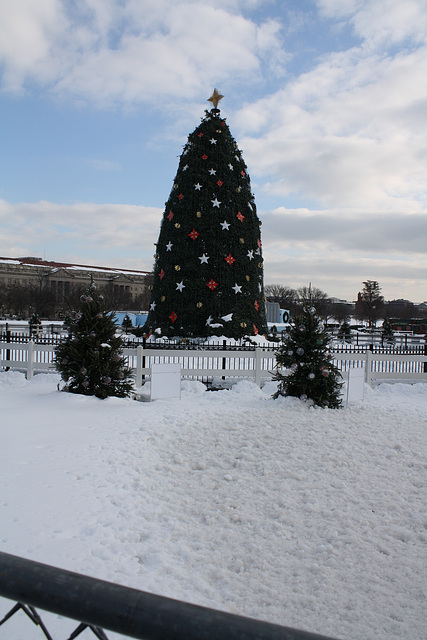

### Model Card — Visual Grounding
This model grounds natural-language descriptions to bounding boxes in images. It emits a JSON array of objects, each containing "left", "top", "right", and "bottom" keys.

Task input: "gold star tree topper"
[{"left": 208, "top": 88, "right": 224, "bottom": 109}]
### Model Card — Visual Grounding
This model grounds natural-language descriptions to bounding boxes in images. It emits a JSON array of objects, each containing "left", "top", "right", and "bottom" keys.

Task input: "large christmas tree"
[{"left": 145, "top": 89, "right": 267, "bottom": 339}]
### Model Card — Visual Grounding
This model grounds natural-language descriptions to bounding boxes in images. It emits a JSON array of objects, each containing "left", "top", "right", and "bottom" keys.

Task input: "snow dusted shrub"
[
  {"left": 55, "top": 282, "right": 133, "bottom": 399},
  {"left": 273, "top": 300, "right": 343, "bottom": 408}
]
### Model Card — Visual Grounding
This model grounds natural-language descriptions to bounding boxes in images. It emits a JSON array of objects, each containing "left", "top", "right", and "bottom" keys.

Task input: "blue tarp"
[{"left": 113, "top": 312, "right": 148, "bottom": 327}]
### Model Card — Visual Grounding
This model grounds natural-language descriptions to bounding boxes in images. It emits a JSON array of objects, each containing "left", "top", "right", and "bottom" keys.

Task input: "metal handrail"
[{"left": 0, "top": 551, "right": 342, "bottom": 640}]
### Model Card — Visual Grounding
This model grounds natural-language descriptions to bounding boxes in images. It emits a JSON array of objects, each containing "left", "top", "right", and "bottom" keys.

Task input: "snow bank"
[{"left": 0, "top": 372, "right": 426, "bottom": 640}]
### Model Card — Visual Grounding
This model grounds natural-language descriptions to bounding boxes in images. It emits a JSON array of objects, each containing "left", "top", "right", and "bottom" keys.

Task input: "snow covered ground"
[{"left": 0, "top": 371, "right": 426, "bottom": 640}]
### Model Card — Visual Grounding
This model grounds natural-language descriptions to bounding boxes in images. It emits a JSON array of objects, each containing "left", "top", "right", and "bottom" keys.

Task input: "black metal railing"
[{"left": 0, "top": 551, "right": 342, "bottom": 640}]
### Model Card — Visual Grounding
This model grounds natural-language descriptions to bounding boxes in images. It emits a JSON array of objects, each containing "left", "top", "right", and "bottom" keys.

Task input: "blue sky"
[{"left": 0, "top": 0, "right": 426, "bottom": 302}]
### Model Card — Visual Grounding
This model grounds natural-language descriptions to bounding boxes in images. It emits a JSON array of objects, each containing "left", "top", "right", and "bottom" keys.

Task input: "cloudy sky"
[{"left": 0, "top": 0, "right": 426, "bottom": 302}]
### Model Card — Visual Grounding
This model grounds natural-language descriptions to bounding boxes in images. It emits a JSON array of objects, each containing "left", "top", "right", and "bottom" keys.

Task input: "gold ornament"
[
  {"left": 175, "top": 222, "right": 181, "bottom": 228},
  {"left": 196, "top": 211, "right": 202, "bottom": 218},
  {"left": 196, "top": 302, "right": 203, "bottom": 308},
  {"left": 239, "top": 237, "right": 244, "bottom": 244},
  {"left": 258, "top": 262, "right": 263, "bottom": 268},
  {"left": 175, "top": 265, "right": 181, "bottom": 271},
  {"left": 246, "top": 275, "right": 250, "bottom": 281},
  {"left": 161, "top": 296, "right": 165, "bottom": 302},
  {"left": 240, "top": 322, "right": 247, "bottom": 328},
  {"left": 208, "top": 88, "right": 224, "bottom": 109},
  {"left": 173, "top": 183, "right": 178, "bottom": 189}
]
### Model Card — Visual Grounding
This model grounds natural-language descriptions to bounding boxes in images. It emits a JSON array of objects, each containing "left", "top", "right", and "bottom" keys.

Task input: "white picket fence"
[{"left": 1, "top": 341, "right": 426, "bottom": 387}]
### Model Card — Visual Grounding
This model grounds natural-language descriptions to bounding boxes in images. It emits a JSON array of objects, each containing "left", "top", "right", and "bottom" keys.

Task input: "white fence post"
[
  {"left": 136, "top": 345, "right": 144, "bottom": 387},
  {"left": 27, "top": 341, "right": 35, "bottom": 380},
  {"left": 365, "top": 350, "right": 372, "bottom": 386},
  {"left": 255, "top": 347, "right": 262, "bottom": 387}
]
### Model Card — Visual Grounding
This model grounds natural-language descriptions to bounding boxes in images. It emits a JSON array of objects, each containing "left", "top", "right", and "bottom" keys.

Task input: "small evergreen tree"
[
  {"left": 29, "top": 312, "right": 42, "bottom": 336},
  {"left": 381, "top": 318, "right": 395, "bottom": 344},
  {"left": 55, "top": 282, "right": 133, "bottom": 399},
  {"left": 122, "top": 314, "right": 133, "bottom": 334},
  {"left": 273, "top": 300, "right": 343, "bottom": 408},
  {"left": 337, "top": 320, "right": 352, "bottom": 343}
]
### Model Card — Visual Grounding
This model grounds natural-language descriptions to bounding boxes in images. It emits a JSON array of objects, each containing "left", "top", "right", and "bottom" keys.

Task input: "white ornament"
[
  {"left": 176, "top": 281, "right": 185, "bottom": 292},
  {"left": 166, "top": 241, "right": 173, "bottom": 251},
  {"left": 206, "top": 316, "right": 213, "bottom": 326},
  {"left": 194, "top": 183, "right": 202, "bottom": 190},
  {"left": 199, "top": 254, "right": 209, "bottom": 264},
  {"left": 220, "top": 220, "right": 230, "bottom": 230},
  {"left": 211, "top": 198, "right": 221, "bottom": 208},
  {"left": 150, "top": 302, "right": 156, "bottom": 310},
  {"left": 221, "top": 313, "right": 233, "bottom": 322},
  {"left": 209, "top": 138, "right": 217, "bottom": 145},
  {"left": 228, "top": 163, "right": 234, "bottom": 170},
  {"left": 182, "top": 164, "right": 189, "bottom": 171},
  {"left": 247, "top": 250, "right": 254, "bottom": 260},
  {"left": 209, "top": 168, "right": 216, "bottom": 175},
  {"left": 232, "top": 284, "right": 242, "bottom": 294}
]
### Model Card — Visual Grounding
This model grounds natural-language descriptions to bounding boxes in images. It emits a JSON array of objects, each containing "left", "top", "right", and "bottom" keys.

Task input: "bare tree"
[
  {"left": 331, "top": 301, "right": 353, "bottom": 323},
  {"left": 297, "top": 285, "right": 332, "bottom": 321}
]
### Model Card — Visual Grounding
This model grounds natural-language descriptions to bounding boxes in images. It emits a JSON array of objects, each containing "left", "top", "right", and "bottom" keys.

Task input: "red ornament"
[
  {"left": 217, "top": 179, "right": 223, "bottom": 187},
  {"left": 169, "top": 311, "right": 178, "bottom": 323},
  {"left": 257, "top": 238, "right": 262, "bottom": 248},
  {"left": 225, "top": 254, "right": 235, "bottom": 265},
  {"left": 178, "top": 193, "right": 184, "bottom": 200},
  {"left": 198, "top": 132, "right": 203, "bottom": 137},
  {"left": 253, "top": 324, "right": 259, "bottom": 335},
  {"left": 241, "top": 170, "right": 246, "bottom": 177},
  {"left": 254, "top": 299, "right": 259, "bottom": 311},
  {"left": 201, "top": 154, "right": 208, "bottom": 160},
  {"left": 188, "top": 229, "right": 200, "bottom": 241},
  {"left": 167, "top": 210, "right": 174, "bottom": 221},
  {"left": 159, "top": 269, "right": 165, "bottom": 280},
  {"left": 206, "top": 279, "right": 219, "bottom": 291},
  {"left": 237, "top": 212, "right": 245, "bottom": 222}
]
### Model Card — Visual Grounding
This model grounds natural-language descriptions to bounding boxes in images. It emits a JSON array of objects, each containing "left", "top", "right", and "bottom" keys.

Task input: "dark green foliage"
[
  {"left": 381, "top": 318, "right": 395, "bottom": 343},
  {"left": 145, "top": 108, "right": 267, "bottom": 339},
  {"left": 337, "top": 320, "right": 352, "bottom": 343},
  {"left": 55, "top": 283, "right": 133, "bottom": 399},
  {"left": 273, "top": 302, "right": 343, "bottom": 408},
  {"left": 29, "top": 312, "right": 42, "bottom": 335},
  {"left": 122, "top": 314, "right": 133, "bottom": 334}
]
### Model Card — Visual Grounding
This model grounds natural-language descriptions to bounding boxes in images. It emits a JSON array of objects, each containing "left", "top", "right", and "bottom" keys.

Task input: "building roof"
[{"left": 0, "top": 257, "right": 151, "bottom": 277}]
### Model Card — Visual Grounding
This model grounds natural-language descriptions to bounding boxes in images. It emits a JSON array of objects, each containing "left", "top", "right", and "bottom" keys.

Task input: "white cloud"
[
  {"left": 260, "top": 207, "right": 427, "bottom": 300},
  {"left": 0, "top": 199, "right": 161, "bottom": 271},
  {"left": 0, "top": 0, "right": 284, "bottom": 105},
  {"left": 236, "top": 44, "right": 427, "bottom": 210},
  {"left": 0, "top": 0, "right": 66, "bottom": 91},
  {"left": 1, "top": 199, "right": 425, "bottom": 302},
  {"left": 317, "top": 0, "right": 427, "bottom": 47}
]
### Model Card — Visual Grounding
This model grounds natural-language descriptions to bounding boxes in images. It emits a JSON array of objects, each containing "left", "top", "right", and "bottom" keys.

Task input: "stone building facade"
[{"left": 0, "top": 256, "right": 152, "bottom": 316}]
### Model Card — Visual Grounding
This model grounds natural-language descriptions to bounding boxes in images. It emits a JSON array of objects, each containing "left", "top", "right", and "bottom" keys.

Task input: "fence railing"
[
  {"left": 0, "top": 551, "right": 340, "bottom": 640},
  {"left": 1, "top": 339, "right": 426, "bottom": 386}
]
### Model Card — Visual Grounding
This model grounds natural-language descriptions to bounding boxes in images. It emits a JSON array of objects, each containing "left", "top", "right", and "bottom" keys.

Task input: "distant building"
[
  {"left": 385, "top": 299, "right": 415, "bottom": 318},
  {"left": 0, "top": 256, "right": 152, "bottom": 315}
]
